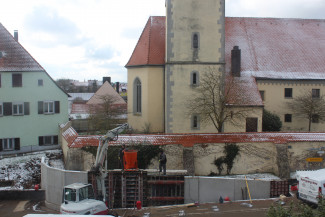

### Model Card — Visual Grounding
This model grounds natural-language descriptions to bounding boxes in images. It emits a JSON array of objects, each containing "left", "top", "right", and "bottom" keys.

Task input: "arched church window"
[{"left": 191, "top": 71, "right": 199, "bottom": 86}]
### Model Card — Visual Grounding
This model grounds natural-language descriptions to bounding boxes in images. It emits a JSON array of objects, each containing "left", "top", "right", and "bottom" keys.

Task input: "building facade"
[
  {"left": 0, "top": 23, "right": 69, "bottom": 155},
  {"left": 126, "top": 1, "right": 325, "bottom": 133}
]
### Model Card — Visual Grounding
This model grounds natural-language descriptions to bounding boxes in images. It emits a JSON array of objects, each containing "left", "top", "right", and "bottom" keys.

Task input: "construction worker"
[
  {"left": 119, "top": 144, "right": 125, "bottom": 170},
  {"left": 159, "top": 150, "right": 167, "bottom": 175}
]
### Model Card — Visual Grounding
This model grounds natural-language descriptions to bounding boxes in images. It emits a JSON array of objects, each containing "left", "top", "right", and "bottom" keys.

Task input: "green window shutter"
[
  {"left": 38, "top": 101, "right": 43, "bottom": 114},
  {"left": 0, "top": 139, "right": 2, "bottom": 151},
  {"left": 39, "top": 136, "right": 44, "bottom": 146},
  {"left": 24, "top": 102, "right": 30, "bottom": 115},
  {"left": 54, "top": 136, "right": 58, "bottom": 145},
  {"left": 14, "top": 138, "right": 20, "bottom": 150},
  {"left": 55, "top": 101, "right": 60, "bottom": 114},
  {"left": 3, "top": 102, "right": 12, "bottom": 116}
]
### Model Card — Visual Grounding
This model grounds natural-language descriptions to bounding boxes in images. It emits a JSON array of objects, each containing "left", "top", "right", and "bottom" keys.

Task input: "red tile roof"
[
  {"left": 0, "top": 23, "right": 45, "bottom": 72},
  {"left": 126, "top": 17, "right": 325, "bottom": 106},
  {"left": 125, "top": 16, "right": 165, "bottom": 67},
  {"left": 225, "top": 17, "right": 325, "bottom": 75},
  {"left": 66, "top": 130, "right": 325, "bottom": 148}
]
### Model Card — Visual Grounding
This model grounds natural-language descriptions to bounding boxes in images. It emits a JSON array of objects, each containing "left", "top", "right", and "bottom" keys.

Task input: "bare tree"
[
  {"left": 287, "top": 90, "right": 325, "bottom": 131},
  {"left": 87, "top": 94, "right": 126, "bottom": 133},
  {"left": 186, "top": 68, "right": 248, "bottom": 132}
]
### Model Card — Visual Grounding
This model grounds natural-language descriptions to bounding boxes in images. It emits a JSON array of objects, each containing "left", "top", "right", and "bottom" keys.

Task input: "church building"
[{"left": 126, "top": 0, "right": 325, "bottom": 133}]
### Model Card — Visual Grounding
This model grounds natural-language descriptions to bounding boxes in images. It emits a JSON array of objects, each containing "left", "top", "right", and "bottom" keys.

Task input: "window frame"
[
  {"left": 192, "top": 32, "right": 200, "bottom": 49},
  {"left": 312, "top": 89, "right": 320, "bottom": 98},
  {"left": 284, "top": 88, "right": 293, "bottom": 98},
  {"left": 12, "top": 73, "right": 22, "bottom": 87},
  {"left": 2, "top": 138, "right": 15, "bottom": 151},
  {"left": 284, "top": 114, "right": 292, "bottom": 123},
  {"left": 191, "top": 71, "right": 199, "bottom": 86},
  {"left": 133, "top": 78, "right": 142, "bottom": 114},
  {"left": 191, "top": 114, "right": 200, "bottom": 130},
  {"left": 39, "top": 135, "right": 59, "bottom": 146},
  {"left": 12, "top": 102, "right": 24, "bottom": 116},
  {"left": 38, "top": 79, "right": 43, "bottom": 86},
  {"left": 44, "top": 101, "right": 55, "bottom": 114}
]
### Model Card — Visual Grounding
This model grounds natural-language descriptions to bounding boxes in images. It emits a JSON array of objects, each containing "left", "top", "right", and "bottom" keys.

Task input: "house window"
[
  {"left": 312, "top": 89, "right": 320, "bottom": 98},
  {"left": 259, "top": 91, "right": 265, "bottom": 101},
  {"left": 284, "top": 88, "right": 292, "bottom": 98},
  {"left": 192, "top": 33, "right": 199, "bottom": 49},
  {"left": 312, "top": 114, "right": 319, "bottom": 123},
  {"left": 284, "top": 114, "right": 292, "bottom": 123},
  {"left": 44, "top": 101, "right": 54, "bottom": 114},
  {"left": 0, "top": 102, "right": 2, "bottom": 116},
  {"left": 12, "top": 102, "right": 24, "bottom": 115},
  {"left": 191, "top": 71, "right": 199, "bottom": 86},
  {"left": 38, "top": 101, "right": 60, "bottom": 114},
  {"left": 1, "top": 138, "right": 20, "bottom": 151},
  {"left": 38, "top": 79, "right": 43, "bottom": 86},
  {"left": 192, "top": 115, "right": 200, "bottom": 130},
  {"left": 12, "top": 74, "right": 22, "bottom": 87},
  {"left": 133, "top": 78, "right": 142, "bottom": 113},
  {"left": 246, "top": 117, "right": 258, "bottom": 132},
  {"left": 39, "top": 135, "right": 58, "bottom": 146}
]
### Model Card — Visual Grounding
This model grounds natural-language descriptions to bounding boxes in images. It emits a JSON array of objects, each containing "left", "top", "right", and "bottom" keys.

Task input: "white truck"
[
  {"left": 60, "top": 123, "right": 129, "bottom": 215},
  {"left": 296, "top": 169, "right": 325, "bottom": 204}
]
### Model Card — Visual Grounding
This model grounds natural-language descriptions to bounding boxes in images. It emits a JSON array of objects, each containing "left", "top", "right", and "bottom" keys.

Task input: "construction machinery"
[{"left": 60, "top": 123, "right": 129, "bottom": 215}]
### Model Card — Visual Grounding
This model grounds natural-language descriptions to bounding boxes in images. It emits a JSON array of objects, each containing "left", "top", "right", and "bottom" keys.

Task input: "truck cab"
[{"left": 60, "top": 183, "right": 108, "bottom": 215}]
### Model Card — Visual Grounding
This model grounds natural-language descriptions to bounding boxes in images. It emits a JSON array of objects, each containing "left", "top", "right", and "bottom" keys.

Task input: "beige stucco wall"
[
  {"left": 127, "top": 66, "right": 164, "bottom": 133},
  {"left": 257, "top": 80, "right": 325, "bottom": 131},
  {"left": 166, "top": 0, "right": 224, "bottom": 62},
  {"left": 224, "top": 107, "right": 263, "bottom": 132}
]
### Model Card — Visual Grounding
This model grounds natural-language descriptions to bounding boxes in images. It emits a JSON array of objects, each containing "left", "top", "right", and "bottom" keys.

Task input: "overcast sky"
[{"left": 1, "top": 0, "right": 325, "bottom": 83}]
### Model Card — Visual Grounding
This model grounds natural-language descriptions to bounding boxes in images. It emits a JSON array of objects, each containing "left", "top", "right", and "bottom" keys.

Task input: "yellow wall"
[
  {"left": 257, "top": 80, "right": 325, "bottom": 131},
  {"left": 127, "top": 66, "right": 164, "bottom": 133}
]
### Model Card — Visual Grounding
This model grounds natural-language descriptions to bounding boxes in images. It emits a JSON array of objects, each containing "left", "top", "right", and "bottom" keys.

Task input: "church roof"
[
  {"left": 125, "top": 16, "right": 165, "bottom": 67},
  {"left": 226, "top": 17, "right": 325, "bottom": 78},
  {"left": 0, "top": 23, "right": 45, "bottom": 72},
  {"left": 126, "top": 16, "right": 325, "bottom": 106}
]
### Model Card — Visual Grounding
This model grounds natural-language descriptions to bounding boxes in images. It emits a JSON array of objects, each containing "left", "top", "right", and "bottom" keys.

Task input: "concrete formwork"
[
  {"left": 41, "top": 158, "right": 87, "bottom": 211},
  {"left": 184, "top": 177, "right": 270, "bottom": 204}
]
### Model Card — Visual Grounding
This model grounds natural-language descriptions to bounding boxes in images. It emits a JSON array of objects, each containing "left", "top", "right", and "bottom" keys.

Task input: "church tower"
[{"left": 165, "top": 0, "right": 225, "bottom": 133}]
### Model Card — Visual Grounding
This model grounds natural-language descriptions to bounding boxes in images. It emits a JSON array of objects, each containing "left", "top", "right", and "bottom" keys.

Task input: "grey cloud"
[{"left": 24, "top": 5, "right": 90, "bottom": 47}]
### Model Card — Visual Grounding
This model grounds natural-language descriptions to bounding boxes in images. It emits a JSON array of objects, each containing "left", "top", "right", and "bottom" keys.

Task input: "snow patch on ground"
[
  {"left": 217, "top": 173, "right": 281, "bottom": 180},
  {"left": 0, "top": 149, "right": 64, "bottom": 190}
]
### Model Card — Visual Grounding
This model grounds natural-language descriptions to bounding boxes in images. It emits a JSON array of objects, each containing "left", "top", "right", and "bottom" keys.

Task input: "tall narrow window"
[
  {"left": 192, "top": 115, "right": 200, "bottom": 130},
  {"left": 193, "top": 33, "right": 199, "bottom": 49},
  {"left": 191, "top": 71, "right": 199, "bottom": 86},
  {"left": 134, "top": 78, "right": 142, "bottom": 113},
  {"left": 0, "top": 102, "right": 3, "bottom": 116},
  {"left": 12, "top": 74, "right": 22, "bottom": 87}
]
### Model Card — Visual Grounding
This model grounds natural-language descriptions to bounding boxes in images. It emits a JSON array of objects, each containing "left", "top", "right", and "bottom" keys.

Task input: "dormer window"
[{"left": 192, "top": 33, "right": 199, "bottom": 49}]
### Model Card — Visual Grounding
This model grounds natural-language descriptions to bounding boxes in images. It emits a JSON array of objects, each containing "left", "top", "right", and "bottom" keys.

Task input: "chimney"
[
  {"left": 116, "top": 82, "right": 120, "bottom": 93},
  {"left": 231, "top": 46, "right": 241, "bottom": 77},
  {"left": 103, "top": 77, "right": 111, "bottom": 84},
  {"left": 14, "top": 30, "right": 18, "bottom": 42}
]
